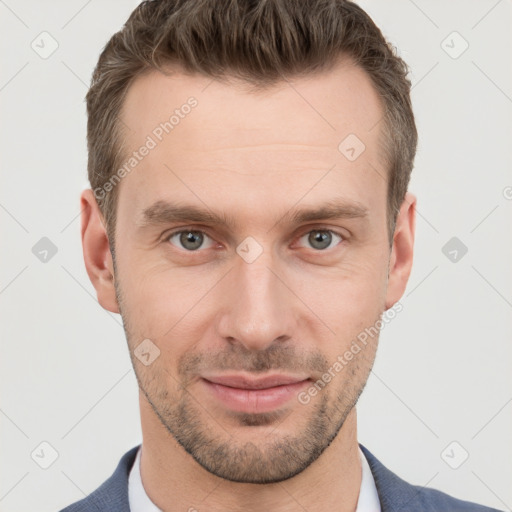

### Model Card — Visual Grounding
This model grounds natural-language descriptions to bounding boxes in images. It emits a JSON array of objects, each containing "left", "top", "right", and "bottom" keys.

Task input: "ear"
[
  {"left": 385, "top": 192, "right": 416, "bottom": 310},
  {"left": 81, "top": 189, "right": 119, "bottom": 314}
]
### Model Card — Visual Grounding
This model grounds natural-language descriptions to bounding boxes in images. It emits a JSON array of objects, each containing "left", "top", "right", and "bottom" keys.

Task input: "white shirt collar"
[
  {"left": 356, "top": 444, "right": 382, "bottom": 511},
  {"left": 128, "top": 444, "right": 381, "bottom": 511},
  {"left": 128, "top": 446, "right": 161, "bottom": 512}
]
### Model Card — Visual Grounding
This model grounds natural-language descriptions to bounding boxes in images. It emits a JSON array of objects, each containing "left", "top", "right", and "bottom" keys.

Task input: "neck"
[{"left": 138, "top": 392, "right": 362, "bottom": 512}]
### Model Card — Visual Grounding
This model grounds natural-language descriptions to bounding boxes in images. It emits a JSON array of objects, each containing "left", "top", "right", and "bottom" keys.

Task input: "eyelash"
[{"left": 163, "top": 227, "right": 345, "bottom": 252}]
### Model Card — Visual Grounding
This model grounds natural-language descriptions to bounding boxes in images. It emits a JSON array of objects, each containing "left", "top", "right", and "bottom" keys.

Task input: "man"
[{"left": 60, "top": 0, "right": 503, "bottom": 510}]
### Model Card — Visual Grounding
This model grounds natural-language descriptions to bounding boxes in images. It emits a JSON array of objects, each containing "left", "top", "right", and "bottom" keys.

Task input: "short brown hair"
[{"left": 86, "top": 0, "right": 417, "bottom": 248}]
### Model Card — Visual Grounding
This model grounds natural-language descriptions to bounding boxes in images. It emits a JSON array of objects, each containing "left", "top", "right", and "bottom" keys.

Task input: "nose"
[{"left": 216, "top": 250, "right": 297, "bottom": 352}]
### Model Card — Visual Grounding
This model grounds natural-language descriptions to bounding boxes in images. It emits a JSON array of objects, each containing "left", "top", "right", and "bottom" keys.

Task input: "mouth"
[{"left": 200, "top": 373, "right": 311, "bottom": 414}]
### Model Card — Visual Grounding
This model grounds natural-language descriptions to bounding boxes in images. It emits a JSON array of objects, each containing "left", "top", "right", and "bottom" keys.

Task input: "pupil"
[{"left": 180, "top": 231, "right": 203, "bottom": 250}]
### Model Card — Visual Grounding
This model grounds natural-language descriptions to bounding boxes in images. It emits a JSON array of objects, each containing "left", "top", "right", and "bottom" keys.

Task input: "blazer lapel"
[
  {"left": 359, "top": 443, "right": 434, "bottom": 512},
  {"left": 86, "top": 444, "right": 139, "bottom": 511}
]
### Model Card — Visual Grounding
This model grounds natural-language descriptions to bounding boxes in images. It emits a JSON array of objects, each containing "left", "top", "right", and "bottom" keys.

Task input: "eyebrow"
[{"left": 138, "top": 198, "right": 369, "bottom": 231}]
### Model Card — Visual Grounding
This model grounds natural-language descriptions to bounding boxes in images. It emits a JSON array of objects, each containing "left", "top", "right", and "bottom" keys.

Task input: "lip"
[
  {"left": 201, "top": 373, "right": 311, "bottom": 414},
  {"left": 202, "top": 373, "right": 310, "bottom": 390}
]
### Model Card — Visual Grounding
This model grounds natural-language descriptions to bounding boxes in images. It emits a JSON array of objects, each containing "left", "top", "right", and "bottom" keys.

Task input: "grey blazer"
[{"left": 59, "top": 443, "right": 504, "bottom": 511}]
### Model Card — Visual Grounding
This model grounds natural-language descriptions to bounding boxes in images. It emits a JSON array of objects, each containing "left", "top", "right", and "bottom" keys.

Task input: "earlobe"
[
  {"left": 384, "top": 192, "right": 416, "bottom": 310},
  {"left": 80, "top": 189, "right": 120, "bottom": 314}
]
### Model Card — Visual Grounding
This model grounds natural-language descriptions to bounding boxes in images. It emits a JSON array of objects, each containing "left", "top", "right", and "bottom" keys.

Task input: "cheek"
[
  {"left": 289, "top": 254, "right": 388, "bottom": 332},
  {"left": 118, "top": 258, "right": 222, "bottom": 342}
]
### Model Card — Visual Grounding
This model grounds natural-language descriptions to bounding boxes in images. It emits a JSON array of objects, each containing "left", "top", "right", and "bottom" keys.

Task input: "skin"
[{"left": 81, "top": 58, "right": 416, "bottom": 511}]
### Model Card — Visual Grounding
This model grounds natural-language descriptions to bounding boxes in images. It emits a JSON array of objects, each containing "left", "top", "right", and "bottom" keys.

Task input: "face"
[{"left": 83, "top": 58, "right": 415, "bottom": 484}]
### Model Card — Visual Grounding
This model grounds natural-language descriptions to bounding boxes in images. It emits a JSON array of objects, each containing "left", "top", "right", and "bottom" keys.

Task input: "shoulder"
[
  {"left": 58, "top": 445, "right": 140, "bottom": 512},
  {"left": 409, "top": 482, "right": 503, "bottom": 512},
  {"left": 359, "top": 443, "right": 504, "bottom": 512}
]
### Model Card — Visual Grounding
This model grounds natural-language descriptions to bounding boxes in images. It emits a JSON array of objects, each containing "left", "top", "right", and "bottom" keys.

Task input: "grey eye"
[
  {"left": 299, "top": 230, "right": 342, "bottom": 250},
  {"left": 168, "top": 230, "right": 214, "bottom": 251}
]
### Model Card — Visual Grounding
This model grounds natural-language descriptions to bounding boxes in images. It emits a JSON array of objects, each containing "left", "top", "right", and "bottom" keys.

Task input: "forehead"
[{"left": 116, "top": 59, "right": 387, "bottom": 227}]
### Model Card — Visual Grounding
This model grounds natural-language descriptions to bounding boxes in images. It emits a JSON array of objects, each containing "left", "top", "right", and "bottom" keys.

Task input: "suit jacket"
[{"left": 59, "top": 443, "right": 503, "bottom": 511}]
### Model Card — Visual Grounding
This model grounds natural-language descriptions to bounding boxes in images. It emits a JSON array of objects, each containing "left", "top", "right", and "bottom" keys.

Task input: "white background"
[{"left": 1, "top": 1, "right": 511, "bottom": 511}]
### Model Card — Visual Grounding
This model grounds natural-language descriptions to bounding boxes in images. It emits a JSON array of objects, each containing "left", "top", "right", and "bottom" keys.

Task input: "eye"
[
  {"left": 166, "top": 230, "right": 216, "bottom": 251},
  {"left": 297, "top": 229, "right": 343, "bottom": 251}
]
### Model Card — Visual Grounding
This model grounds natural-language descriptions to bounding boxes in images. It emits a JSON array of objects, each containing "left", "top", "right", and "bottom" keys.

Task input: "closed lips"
[{"left": 201, "top": 374, "right": 310, "bottom": 390}]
